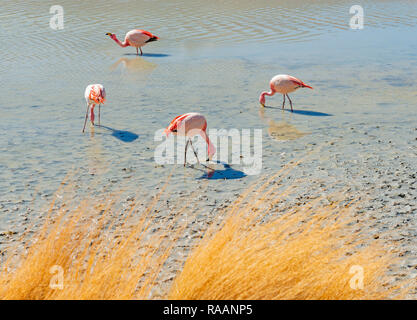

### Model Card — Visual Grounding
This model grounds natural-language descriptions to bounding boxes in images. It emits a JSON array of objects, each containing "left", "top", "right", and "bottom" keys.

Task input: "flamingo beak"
[
  {"left": 260, "top": 103, "right": 265, "bottom": 107},
  {"left": 105, "top": 33, "right": 112, "bottom": 36}
]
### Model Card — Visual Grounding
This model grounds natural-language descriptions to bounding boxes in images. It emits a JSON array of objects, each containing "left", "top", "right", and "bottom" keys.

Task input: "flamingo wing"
[
  {"left": 89, "top": 86, "right": 100, "bottom": 103},
  {"left": 87, "top": 85, "right": 106, "bottom": 104},
  {"left": 289, "top": 76, "right": 313, "bottom": 89},
  {"left": 137, "top": 29, "right": 159, "bottom": 40},
  {"left": 165, "top": 114, "right": 188, "bottom": 134}
]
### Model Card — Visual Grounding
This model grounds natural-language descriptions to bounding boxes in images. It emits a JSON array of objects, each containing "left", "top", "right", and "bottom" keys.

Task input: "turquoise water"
[{"left": 1, "top": 1, "right": 416, "bottom": 234}]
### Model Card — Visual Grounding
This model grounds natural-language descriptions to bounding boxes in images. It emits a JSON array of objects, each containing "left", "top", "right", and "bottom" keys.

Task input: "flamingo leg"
[
  {"left": 184, "top": 139, "right": 190, "bottom": 167},
  {"left": 136, "top": 47, "right": 139, "bottom": 56},
  {"left": 90, "top": 104, "right": 96, "bottom": 125},
  {"left": 140, "top": 47, "right": 143, "bottom": 56},
  {"left": 189, "top": 139, "right": 201, "bottom": 165},
  {"left": 98, "top": 104, "right": 101, "bottom": 126},
  {"left": 286, "top": 94, "right": 293, "bottom": 112},
  {"left": 282, "top": 94, "right": 286, "bottom": 109},
  {"left": 82, "top": 103, "right": 90, "bottom": 133}
]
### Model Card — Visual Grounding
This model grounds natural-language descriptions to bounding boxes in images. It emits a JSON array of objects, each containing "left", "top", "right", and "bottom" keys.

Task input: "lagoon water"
[{"left": 1, "top": 0, "right": 417, "bottom": 260}]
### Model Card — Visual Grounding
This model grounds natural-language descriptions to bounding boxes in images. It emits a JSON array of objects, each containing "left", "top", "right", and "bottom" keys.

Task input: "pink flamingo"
[
  {"left": 165, "top": 113, "right": 216, "bottom": 166},
  {"left": 83, "top": 84, "right": 106, "bottom": 133},
  {"left": 106, "top": 29, "right": 159, "bottom": 56},
  {"left": 259, "top": 74, "right": 313, "bottom": 111}
]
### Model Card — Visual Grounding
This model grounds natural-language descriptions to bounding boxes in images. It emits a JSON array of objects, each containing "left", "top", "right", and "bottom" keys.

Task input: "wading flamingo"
[
  {"left": 164, "top": 113, "right": 216, "bottom": 166},
  {"left": 83, "top": 84, "right": 106, "bottom": 133},
  {"left": 259, "top": 74, "right": 313, "bottom": 111},
  {"left": 106, "top": 29, "right": 159, "bottom": 56}
]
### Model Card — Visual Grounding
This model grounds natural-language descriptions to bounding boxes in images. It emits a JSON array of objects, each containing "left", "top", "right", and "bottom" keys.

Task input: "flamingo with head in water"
[
  {"left": 165, "top": 113, "right": 216, "bottom": 166},
  {"left": 259, "top": 74, "right": 313, "bottom": 111},
  {"left": 83, "top": 84, "right": 106, "bottom": 133},
  {"left": 106, "top": 29, "right": 159, "bottom": 56}
]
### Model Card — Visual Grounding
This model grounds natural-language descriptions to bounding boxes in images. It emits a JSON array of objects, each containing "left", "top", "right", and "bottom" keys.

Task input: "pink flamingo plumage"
[
  {"left": 165, "top": 113, "right": 216, "bottom": 166},
  {"left": 106, "top": 29, "right": 159, "bottom": 56},
  {"left": 259, "top": 74, "right": 313, "bottom": 111},
  {"left": 83, "top": 84, "right": 106, "bottom": 133}
]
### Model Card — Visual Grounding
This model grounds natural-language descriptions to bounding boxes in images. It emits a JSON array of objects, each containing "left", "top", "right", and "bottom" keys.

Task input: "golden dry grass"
[
  {"left": 0, "top": 178, "right": 183, "bottom": 300},
  {"left": 0, "top": 173, "right": 410, "bottom": 300},
  {"left": 169, "top": 203, "right": 396, "bottom": 299}
]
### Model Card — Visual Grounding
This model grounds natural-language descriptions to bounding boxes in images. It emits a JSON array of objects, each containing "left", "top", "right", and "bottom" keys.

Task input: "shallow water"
[{"left": 1, "top": 0, "right": 417, "bottom": 249}]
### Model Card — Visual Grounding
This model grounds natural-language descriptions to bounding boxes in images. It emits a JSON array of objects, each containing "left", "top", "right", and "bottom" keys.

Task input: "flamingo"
[
  {"left": 259, "top": 74, "right": 313, "bottom": 111},
  {"left": 106, "top": 29, "right": 159, "bottom": 56},
  {"left": 83, "top": 84, "right": 106, "bottom": 133},
  {"left": 164, "top": 113, "right": 216, "bottom": 166}
]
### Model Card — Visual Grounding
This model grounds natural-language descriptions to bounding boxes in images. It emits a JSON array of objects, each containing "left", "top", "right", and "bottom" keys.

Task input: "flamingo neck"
[
  {"left": 112, "top": 35, "right": 129, "bottom": 48},
  {"left": 259, "top": 90, "right": 275, "bottom": 105},
  {"left": 262, "top": 90, "right": 275, "bottom": 98},
  {"left": 200, "top": 130, "right": 216, "bottom": 159}
]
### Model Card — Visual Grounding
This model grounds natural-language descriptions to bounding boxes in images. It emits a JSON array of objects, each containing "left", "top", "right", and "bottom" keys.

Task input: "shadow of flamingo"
[
  {"left": 284, "top": 109, "right": 332, "bottom": 116},
  {"left": 262, "top": 105, "right": 332, "bottom": 116},
  {"left": 123, "top": 53, "right": 170, "bottom": 58},
  {"left": 97, "top": 125, "right": 139, "bottom": 143},
  {"left": 196, "top": 161, "right": 247, "bottom": 180}
]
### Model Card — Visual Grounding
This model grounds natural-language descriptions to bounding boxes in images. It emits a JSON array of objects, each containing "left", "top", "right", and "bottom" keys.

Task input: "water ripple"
[{"left": 2, "top": 0, "right": 417, "bottom": 69}]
